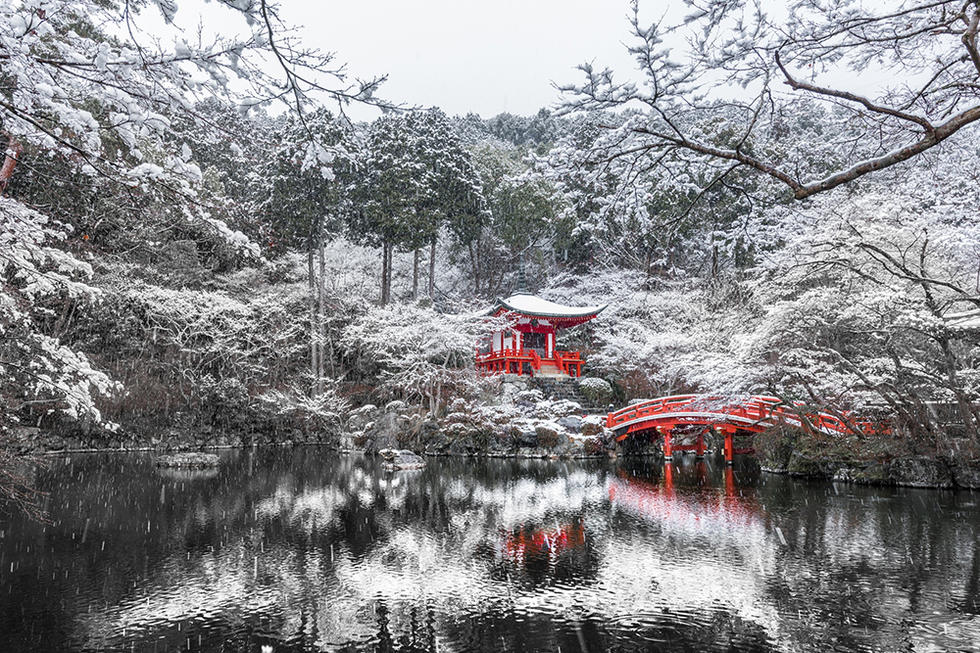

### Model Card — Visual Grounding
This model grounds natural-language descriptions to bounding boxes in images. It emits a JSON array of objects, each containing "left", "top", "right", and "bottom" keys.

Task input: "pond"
[{"left": 0, "top": 449, "right": 978, "bottom": 652}]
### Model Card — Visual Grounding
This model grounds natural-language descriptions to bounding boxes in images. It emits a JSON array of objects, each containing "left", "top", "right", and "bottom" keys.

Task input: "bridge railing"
[{"left": 606, "top": 394, "right": 888, "bottom": 436}]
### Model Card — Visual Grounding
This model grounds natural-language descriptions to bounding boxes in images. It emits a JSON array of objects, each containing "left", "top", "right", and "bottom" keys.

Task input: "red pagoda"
[{"left": 476, "top": 289, "right": 606, "bottom": 378}]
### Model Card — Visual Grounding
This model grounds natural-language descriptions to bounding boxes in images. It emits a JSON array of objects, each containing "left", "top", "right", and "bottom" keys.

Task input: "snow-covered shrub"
[
  {"left": 578, "top": 377, "right": 613, "bottom": 404},
  {"left": 255, "top": 388, "right": 349, "bottom": 436}
]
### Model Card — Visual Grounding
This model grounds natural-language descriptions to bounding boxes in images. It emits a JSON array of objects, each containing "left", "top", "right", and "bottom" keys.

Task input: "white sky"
[
  {"left": 277, "top": 0, "right": 643, "bottom": 120},
  {"left": 159, "top": 0, "right": 890, "bottom": 123}
]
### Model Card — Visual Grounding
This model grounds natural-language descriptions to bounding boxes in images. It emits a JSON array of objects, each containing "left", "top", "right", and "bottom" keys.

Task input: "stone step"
[{"left": 527, "top": 377, "right": 604, "bottom": 412}]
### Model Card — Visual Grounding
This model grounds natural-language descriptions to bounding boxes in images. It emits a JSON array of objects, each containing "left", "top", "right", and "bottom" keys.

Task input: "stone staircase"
[{"left": 529, "top": 377, "right": 605, "bottom": 413}]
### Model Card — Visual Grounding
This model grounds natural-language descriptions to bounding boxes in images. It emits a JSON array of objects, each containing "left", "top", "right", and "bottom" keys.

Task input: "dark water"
[{"left": 1, "top": 450, "right": 978, "bottom": 652}]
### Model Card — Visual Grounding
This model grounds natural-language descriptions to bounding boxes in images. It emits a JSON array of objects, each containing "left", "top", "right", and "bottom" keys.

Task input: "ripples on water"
[{"left": 0, "top": 449, "right": 978, "bottom": 652}]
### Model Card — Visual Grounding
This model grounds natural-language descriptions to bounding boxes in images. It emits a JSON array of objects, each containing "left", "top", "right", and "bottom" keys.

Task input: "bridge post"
[
  {"left": 659, "top": 426, "right": 673, "bottom": 461},
  {"left": 695, "top": 431, "right": 705, "bottom": 459},
  {"left": 723, "top": 428, "right": 734, "bottom": 465}
]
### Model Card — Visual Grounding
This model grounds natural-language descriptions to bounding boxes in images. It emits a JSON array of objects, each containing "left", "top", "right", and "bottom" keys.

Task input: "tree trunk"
[
  {"left": 412, "top": 248, "right": 420, "bottom": 301},
  {"left": 317, "top": 238, "right": 327, "bottom": 394},
  {"left": 0, "top": 136, "right": 22, "bottom": 196},
  {"left": 380, "top": 241, "right": 390, "bottom": 306},
  {"left": 386, "top": 242, "right": 394, "bottom": 303},
  {"left": 428, "top": 238, "right": 436, "bottom": 298},
  {"left": 467, "top": 241, "right": 479, "bottom": 295},
  {"left": 307, "top": 245, "right": 319, "bottom": 396}
]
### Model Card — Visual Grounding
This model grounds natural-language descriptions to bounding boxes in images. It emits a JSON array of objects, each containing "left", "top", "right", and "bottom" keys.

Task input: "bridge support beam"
[
  {"left": 695, "top": 431, "right": 706, "bottom": 459},
  {"left": 724, "top": 429, "right": 734, "bottom": 465}
]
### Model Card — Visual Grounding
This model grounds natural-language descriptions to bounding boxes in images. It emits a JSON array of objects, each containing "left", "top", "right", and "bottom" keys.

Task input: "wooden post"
[
  {"left": 724, "top": 428, "right": 734, "bottom": 465},
  {"left": 661, "top": 426, "right": 673, "bottom": 461},
  {"left": 695, "top": 430, "right": 705, "bottom": 459}
]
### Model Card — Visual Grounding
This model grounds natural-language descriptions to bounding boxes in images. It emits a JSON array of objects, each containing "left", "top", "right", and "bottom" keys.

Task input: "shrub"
[{"left": 578, "top": 377, "right": 613, "bottom": 404}]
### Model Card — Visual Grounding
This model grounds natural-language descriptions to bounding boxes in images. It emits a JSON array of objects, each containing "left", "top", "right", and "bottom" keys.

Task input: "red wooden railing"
[
  {"left": 475, "top": 348, "right": 585, "bottom": 377},
  {"left": 529, "top": 350, "right": 542, "bottom": 372}
]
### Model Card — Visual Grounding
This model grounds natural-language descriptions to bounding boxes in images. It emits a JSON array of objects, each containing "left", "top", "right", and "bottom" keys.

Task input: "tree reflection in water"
[{"left": 0, "top": 450, "right": 978, "bottom": 651}]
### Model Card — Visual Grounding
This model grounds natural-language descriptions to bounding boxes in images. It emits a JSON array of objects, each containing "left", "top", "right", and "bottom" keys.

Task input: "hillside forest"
[{"left": 3, "top": 0, "right": 980, "bottom": 467}]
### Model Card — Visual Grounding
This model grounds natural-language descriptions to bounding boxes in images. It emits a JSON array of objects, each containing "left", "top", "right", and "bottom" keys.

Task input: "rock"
[
  {"left": 516, "top": 428, "right": 538, "bottom": 448},
  {"left": 951, "top": 458, "right": 980, "bottom": 489},
  {"left": 557, "top": 415, "right": 583, "bottom": 432},
  {"left": 154, "top": 452, "right": 220, "bottom": 468},
  {"left": 547, "top": 400, "right": 583, "bottom": 418},
  {"left": 348, "top": 404, "right": 379, "bottom": 432},
  {"left": 379, "top": 448, "right": 426, "bottom": 471},
  {"left": 887, "top": 457, "right": 954, "bottom": 488}
]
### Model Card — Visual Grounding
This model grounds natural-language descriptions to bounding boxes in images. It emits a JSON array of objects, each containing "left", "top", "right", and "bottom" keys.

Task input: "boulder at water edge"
[
  {"left": 379, "top": 448, "right": 426, "bottom": 471},
  {"left": 154, "top": 452, "right": 220, "bottom": 468}
]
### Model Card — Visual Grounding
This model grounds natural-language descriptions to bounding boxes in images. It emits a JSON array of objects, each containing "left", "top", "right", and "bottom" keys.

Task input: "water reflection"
[{"left": 0, "top": 450, "right": 979, "bottom": 651}]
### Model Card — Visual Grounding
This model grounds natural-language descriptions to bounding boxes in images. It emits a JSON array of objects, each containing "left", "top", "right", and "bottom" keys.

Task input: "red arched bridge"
[{"left": 605, "top": 394, "right": 886, "bottom": 464}]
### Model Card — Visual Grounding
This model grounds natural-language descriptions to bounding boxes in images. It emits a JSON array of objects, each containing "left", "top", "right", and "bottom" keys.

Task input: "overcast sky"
[{"left": 278, "top": 0, "right": 642, "bottom": 120}]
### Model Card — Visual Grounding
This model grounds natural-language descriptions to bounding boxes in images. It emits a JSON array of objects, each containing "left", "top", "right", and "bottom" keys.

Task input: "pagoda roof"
[{"left": 489, "top": 292, "right": 607, "bottom": 321}]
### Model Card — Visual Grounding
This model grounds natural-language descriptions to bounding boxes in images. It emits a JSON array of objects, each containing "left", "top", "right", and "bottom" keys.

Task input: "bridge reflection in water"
[{"left": 609, "top": 462, "right": 764, "bottom": 542}]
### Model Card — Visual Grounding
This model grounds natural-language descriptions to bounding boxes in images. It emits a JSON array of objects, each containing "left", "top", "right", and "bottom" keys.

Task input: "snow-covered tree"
[
  {"left": 0, "top": 198, "right": 118, "bottom": 427},
  {"left": 737, "top": 145, "right": 980, "bottom": 445},
  {"left": 461, "top": 141, "right": 556, "bottom": 295},
  {"left": 560, "top": 0, "right": 980, "bottom": 201},
  {"left": 0, "top": 0, "right": 388, "bottom": 433},
  {"left": 342, "top": 305, "right": 499, "bottom": 413},
  {"left": 353, "top": 109, "right": 486, "bottom": 304}
]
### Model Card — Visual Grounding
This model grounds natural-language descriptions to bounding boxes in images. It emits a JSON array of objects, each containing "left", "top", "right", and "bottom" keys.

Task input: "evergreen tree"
[{"left": 353, "top": 109, "right": 486, "bottom": 304}]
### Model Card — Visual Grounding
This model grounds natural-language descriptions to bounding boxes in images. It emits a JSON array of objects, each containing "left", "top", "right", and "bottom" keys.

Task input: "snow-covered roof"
[
  {"left": 491, "top": 292, "right": 607, "bottom": 320},
  {"left": 945, "top": 308, "right": 980, "bottom": 330}
]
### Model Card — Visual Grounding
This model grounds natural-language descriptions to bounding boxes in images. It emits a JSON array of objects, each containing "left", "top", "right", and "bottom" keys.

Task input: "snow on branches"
[
  {"left": 0, "top": 0, "right": 389, "bottom": 184},
  {"left": 343, "top": 304, "right": 501, "bottom": 412},
  {"left": 0, "top": 197, "right": 118, "bottom": 426},
  {"left": 558, "top": 0, "right": 980, "bottom": 201}
]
